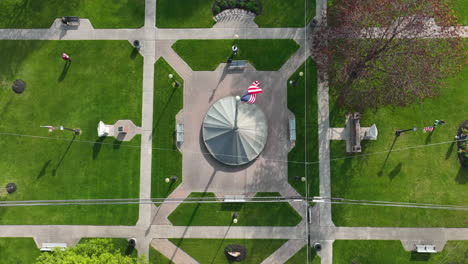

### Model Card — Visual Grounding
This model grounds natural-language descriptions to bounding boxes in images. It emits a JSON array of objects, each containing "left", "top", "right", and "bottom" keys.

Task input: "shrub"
[
  {"left": 228, "top": 0, "right": 236, "bottom": 8},
  {"left": 219, "top": 0, "right": 227, "bottom": 9},
  {"left": 213, "top": 5, "right": 221, "bottom": 14}
]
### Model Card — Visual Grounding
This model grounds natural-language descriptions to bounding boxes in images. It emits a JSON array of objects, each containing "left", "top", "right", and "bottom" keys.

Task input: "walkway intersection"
[{"left": 0, "top": 1, "right": 467, "bottom": 264}]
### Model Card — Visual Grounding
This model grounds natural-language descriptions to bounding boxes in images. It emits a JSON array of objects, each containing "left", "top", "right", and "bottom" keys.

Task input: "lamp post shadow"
[
  {"left": 52, "top": 135, "right": 76, "bottom": 176},
  {"left": 377, "top": 135, "right": 399, "bottom": 176},
  {"left": 58, "top": 60, "right": 71, "bottom": 82}
]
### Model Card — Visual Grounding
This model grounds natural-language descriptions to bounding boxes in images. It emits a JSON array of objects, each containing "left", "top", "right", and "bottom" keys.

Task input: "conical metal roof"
[{"left": 203, "top": 96, "right": 268, "bottom": 166}]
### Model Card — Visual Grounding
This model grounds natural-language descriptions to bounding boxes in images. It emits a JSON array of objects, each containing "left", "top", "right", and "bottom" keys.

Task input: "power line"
[
  {"left": 0, "top": 196, "right": 466, "bottom": 211},
  {"left": 0, "top": 131, "right": 463, "bottom": 167}
]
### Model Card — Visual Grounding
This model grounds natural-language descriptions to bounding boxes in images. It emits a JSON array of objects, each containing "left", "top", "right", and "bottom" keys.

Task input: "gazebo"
[{"left": 202, "top": 96, "right": 268, "bottom": 166}]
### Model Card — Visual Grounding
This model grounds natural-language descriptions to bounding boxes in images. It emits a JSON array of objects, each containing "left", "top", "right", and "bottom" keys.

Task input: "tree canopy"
[
  {"left": 36, "top": 239, "right": 148, "bottom": 264},
  {"left": 322, "top": 0, "right": 464, "bottom": 111}
]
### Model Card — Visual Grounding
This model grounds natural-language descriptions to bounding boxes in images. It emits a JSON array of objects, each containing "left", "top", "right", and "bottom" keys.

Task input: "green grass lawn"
[
  {"left": 285, "top": 246, "right": 320, "bottom": 264},
  {"left": 156, "top": 0, "right": 315, "bottom": 28},
  {"left": 172, "top": 39, "right": 300, "bottom": 71},
  {"left": 78, "top": 238, "right": 138, "bottom": 258},
  {"left": 151, "top": 58, "right": 183, "bottom": 200},
  {"left": 168, "top": 192, "right": 302, "bottom": 226},
  {"left": 334, "top": 240, "right": 468, "bottom": 264},
  {"left": 156, "top": 0, "right": 214, "bottom": 28},
  {"left": 0, "top": 238, "right": 40, "bottom": 264},
  {"left": 255, "top": 0, "right": 316, "bottom": 27},
  {"left": 0, "top": 0, "right": 144, "bottom": 28},
  {"left": 450, "top": 0, "right": 468, "bottom": 25},
  {"left": 287, "top": 58, "right": 320, "bottom": 198},
  {"left": 0, "top": 40, "right": 142, "bottom": 225},
  {"left": 149, "top": 246, "right": 174, "bottom": 264},
  {"left": 169, "top": 238, "right": 286, "bottom": 264},
  {"left": 329, "top": 42, "right": 468, "bottom": 227}
]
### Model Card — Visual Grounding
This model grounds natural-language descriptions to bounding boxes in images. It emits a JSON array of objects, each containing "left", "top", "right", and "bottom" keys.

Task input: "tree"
[
  {"left": 36, "top": 239, "right": 148, "bottom": 264},
  {"left": 322, "top": 0, "right": 464, "bottom": 111}
]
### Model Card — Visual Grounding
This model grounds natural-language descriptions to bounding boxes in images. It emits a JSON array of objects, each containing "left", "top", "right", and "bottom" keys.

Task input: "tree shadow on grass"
[
  {"left": 36, "top": 159, "right": 52, "bottom": 179},
  {"left": 445, "top": 141, "right": 455, "bottom": 160},
  {"left": 92, "top": 136, "right": 106, "bottom": 159},
  {"left": 388, "top": 162, "right": 402, "bottom": 180},
  {"left": 58, "top": 61, "right": 71, "bottom": 82},
  {"left": 455, "top": 167, "right": 468, "bottom": 184}
]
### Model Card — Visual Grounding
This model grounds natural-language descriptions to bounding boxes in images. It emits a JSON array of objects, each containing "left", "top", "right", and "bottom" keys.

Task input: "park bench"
[
  {"left": 176, "top": 123, "right": 184, "bottom": 144},
  {"left": 224, "top": 195, "right": 246, "bottom": 202},
  {"left": 61, "top": 16, "right": 80, "bottom": 26},
  {"left": 415, "top": 245, "right": 436, "bottom": 253},
  {"left": 228, "top": 60, "right": 247, "bottom": 70},
  {"left": 40, "top": 243, "right": 67, "bottom": 252},
  {"left": 346, "top": 112, "right": 361, "bottom": 152},
  {"left": 289, "top": 118, "right": 296, "bottom": 142}
]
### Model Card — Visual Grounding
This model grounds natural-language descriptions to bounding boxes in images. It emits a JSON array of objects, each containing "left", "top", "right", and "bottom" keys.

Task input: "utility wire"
[
  {"left": 0, "top": 196, "right": 467, "bottom": 211},
  {"left": 0, "top": 131, "right": 463, "bottom": 167}
]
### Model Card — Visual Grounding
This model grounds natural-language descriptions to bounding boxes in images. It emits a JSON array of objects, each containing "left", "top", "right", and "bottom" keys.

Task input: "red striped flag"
[
  {"left": 248, "top": 81, "right": 262, "bottom": 94},
  {"left": 423, "top": 127, "right": 434, "bottom": 132}
]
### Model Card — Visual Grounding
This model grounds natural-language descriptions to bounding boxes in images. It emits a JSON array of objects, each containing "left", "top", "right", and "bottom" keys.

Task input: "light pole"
[
  {"left": 168, "top": 73, "right": 180, "bottom": 88},
  {"left": 232, "top": 34, "right": 239, "bottom": 55},
  {"left": 232, "top": 212, "right": 238, "bottom": 224},
  {"left": 60, "top": 125, "right": 81, "bottom": 135},
  {"left": 289, "top": 72, "right": 303, "bottom": 87},
  {"left": 395, "top": 127, "right": 417, "bottom": 137}
]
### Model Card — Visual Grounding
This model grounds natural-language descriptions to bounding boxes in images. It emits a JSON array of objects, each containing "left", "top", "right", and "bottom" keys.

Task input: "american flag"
[
  {"left": 241, "top": 92, "right": 256, "bottom": 104},
  {"left": 423, "top": 126, "right": 434, "bottom": 133},
  {"left": 248, "top": 81, "right": 262, "bottom": 94}
]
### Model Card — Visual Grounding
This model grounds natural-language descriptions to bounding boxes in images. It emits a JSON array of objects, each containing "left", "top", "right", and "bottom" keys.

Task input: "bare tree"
[{"left": 321, "top": 0, "right": 464, "bottom": 111}]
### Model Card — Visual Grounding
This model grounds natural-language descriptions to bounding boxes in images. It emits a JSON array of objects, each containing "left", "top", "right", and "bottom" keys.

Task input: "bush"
[
  {"left": 212, "top": 0, "right": 262, "bottom": 16},
  {"left": 456, "top": 122, "right": 468, "bottom": 168},
  {"left": 246, "top": 1, "right": 257, "bottom": 13},
  {"left": 218, "top": 0, "right": 227, "bottom": 9},
  {"left": 213, "top": 5, "right": 221, "bottom": 15}
]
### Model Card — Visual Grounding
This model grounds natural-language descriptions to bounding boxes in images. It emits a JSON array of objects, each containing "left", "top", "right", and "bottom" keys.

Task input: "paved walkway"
[
  {"left": 0, "top": 1, "right": 467, "bottom": 264},
  {"left": 151, "top": 239, "right": 198, "bottom": 264},
  {"left": 261, "top": 239, "right": 307, "bottom": 264}
]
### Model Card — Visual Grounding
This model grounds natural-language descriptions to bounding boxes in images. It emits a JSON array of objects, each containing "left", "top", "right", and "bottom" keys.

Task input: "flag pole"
[{"left": 234, "top": 96, "right": 241, "bottom": 130}]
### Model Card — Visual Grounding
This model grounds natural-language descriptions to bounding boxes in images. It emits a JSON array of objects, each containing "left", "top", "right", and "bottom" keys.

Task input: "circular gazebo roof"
[{"left": 202, "top": 96, "right": 268, "bottom": 166}]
